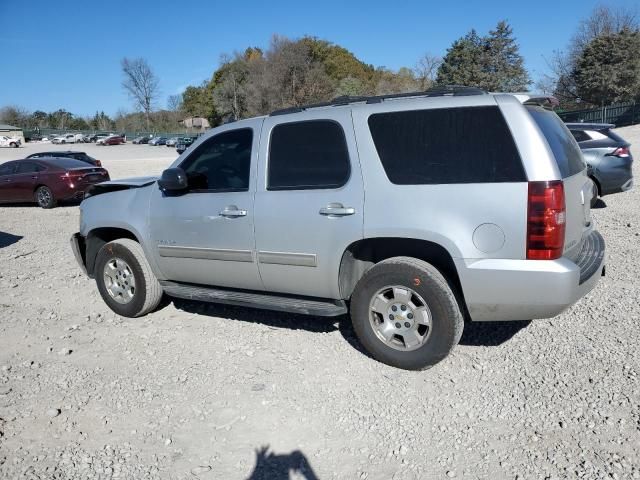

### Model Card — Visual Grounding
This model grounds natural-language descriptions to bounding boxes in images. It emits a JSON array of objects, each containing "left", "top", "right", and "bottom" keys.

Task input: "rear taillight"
[
  {"left": 527, "top": 181, "right": 566, "bottom": 260},
  {"left": 95, "top": 160, "right": 102, "bottom": 167},
  {"left": 611, "top": 147, "right": 630, "bottom": 158}
]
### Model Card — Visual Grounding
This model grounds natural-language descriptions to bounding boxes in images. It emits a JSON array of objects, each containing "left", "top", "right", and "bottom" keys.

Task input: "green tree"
[
  {"left": 574, "top": 29, "right": 640, "bottom": 105},
  {"left": 437, "top": 22, "right": 530, "bottom": 91},
  {"left": 483, "top": 21, "right": 530, "bottom": 91},
  {"left": 68, "top": 116, "right": 89, "bottom": 130},
  {"left": 436, "top": 30, "right": 487, "bottom": 87}
]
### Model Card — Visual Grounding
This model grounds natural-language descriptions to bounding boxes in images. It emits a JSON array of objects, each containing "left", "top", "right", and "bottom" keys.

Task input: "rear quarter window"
[
  {"left": 368, "top": 106, "right": 526, "bottom": 184},
  {"left": 527, "top": 106, "right": 586, "bottom": 178}
]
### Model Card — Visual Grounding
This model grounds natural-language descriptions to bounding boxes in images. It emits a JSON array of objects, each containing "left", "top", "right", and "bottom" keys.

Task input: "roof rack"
[{"left": 269, "top": 86, "right": 487, "bottom": 116}]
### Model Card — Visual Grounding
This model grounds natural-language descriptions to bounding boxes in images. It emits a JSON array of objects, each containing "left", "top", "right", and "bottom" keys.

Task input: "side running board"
[{"left": 160, "top": 281, "right": 348, "bottom": 317}]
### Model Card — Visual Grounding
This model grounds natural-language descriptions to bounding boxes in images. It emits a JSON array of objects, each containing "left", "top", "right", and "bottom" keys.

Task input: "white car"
[
  {"left": 0, "top": 135, "right": 21, "bottom": 148},
  {"left": 52, "top": 133, "right": 83, "bottom": 144}
]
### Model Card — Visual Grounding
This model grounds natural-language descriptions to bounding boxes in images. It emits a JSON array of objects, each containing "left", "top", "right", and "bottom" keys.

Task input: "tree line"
[
  {"left": 2, "top": 6, "right": 639, "bottom": 131},
  {"left": 179, "top": 21, "right": 531, "bottom": 124}
]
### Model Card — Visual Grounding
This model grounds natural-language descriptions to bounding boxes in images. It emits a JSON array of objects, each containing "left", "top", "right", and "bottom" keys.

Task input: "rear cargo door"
[{"left": 527, "top": 107, "right": 592, "bottom": 260}]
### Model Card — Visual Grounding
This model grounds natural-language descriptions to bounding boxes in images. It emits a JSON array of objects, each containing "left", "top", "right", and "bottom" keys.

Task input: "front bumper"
[
  {"left": 456, "top": 231, "right": 606, "bottom": 321},
  {"left": 70, "top": 233, "right": 87, "bottom": 275}
]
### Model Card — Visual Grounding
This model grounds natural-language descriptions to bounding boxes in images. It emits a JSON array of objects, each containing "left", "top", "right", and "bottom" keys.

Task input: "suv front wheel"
[
  {"left": 350, "top": 257, "right": 464, "bottom": 370},
  {"left": 95, "top": 239, "right": 163, "bottom": 317}
]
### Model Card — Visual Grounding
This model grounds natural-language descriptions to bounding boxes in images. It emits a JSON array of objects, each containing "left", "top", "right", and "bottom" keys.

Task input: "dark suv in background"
[{"left": 566, "top": 123, "right": 634, "bottom": 205}]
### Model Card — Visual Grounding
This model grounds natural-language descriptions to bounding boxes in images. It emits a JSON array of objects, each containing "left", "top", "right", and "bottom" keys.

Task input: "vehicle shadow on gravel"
[
  {"left": 172, "top": 299, "right": 340, "bottom": 333},
  {"left": 171, "top": 299, "right": 531, "bottom": 354},
  {"left": 0, "top": 201, "right": 80, "bottom": 209},
  {"left": 592, "top": 198, "right": 607, "bottom": 209},
  {"left": 458, "top": 320, "right": 531, "bottom": 346},
  {"left": 245, "top": 445, "right": 319, "bottom": 480},
  {"left": 0, "top": 231, "right": 23, "bottom": 248}
]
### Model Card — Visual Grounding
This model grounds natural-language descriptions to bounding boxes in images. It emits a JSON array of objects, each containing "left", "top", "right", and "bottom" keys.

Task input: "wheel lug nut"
[
  {"left": 404, "top": 322, "right": 410, "bottom": 328},
  {"left": 389, "top": 314, "right": 394, "bottom": 320},
  {"left": 395, "top": 322, "right": 401, "bottom": 329},
  {"left": 400, "top": 305, "right": 407, "bottom": 311},
  {"left": 391, "top": 306, "right": 397, "bottom": 312},
  {"left": 407, "top": 313, "right": 414, "bottom": 319}
]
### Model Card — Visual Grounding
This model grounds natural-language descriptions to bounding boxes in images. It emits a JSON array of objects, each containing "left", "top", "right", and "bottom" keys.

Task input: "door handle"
[
  {"left": 319, "top": 204, "right": 356, "bottom": 217},
  {"left": 31, "top": 176, "right": 38, "bottom": 180},
  {"left": 219, "top": 206, "right": 247, "bottom": 218},
  {"left": 4, "top": 179, "right": 11, "bottom": 183}
]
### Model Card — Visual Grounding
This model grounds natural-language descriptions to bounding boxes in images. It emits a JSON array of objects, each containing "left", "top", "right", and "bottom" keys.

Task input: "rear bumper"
[
  {"left": 457, "top": 231, "right": 605, "bottom": 321},
  {"left": 70, "top": 233, "right": 87, "bottom": 275},
  {"left": 597, "top": 155, "right": 634, "bottom": 196}
]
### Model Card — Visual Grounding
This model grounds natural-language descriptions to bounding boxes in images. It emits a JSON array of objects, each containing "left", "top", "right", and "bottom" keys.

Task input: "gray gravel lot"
[{"left": 0, "top": 130, "right": 639, "bottom": 479}]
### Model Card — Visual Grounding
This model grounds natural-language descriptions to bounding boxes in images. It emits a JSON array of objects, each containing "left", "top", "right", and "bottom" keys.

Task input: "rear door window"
[
  {"left": 527, "top": 106, "right": 586, "bottom": 177},
  {"left": 16, "top": 162, "right": 39, "bottom": 174},
  {"left": 368, "top": 106, "right": 525, "bottom": 184},
  {"left": 268, "top": 120, "right": 351, "bottom": 190}
]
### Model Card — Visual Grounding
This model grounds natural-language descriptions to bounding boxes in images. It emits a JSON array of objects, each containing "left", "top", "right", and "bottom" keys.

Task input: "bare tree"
[
  {"left": 213, "top": 53, "right": 250, "bottom": 120},
  {"left": 167, "top": 94, "right": 183, "bottom": 112},
  {"left": 121, "top": 57, "right": 160, "bottom": 129},
  {"left": 414, "top": 53, "right": 442, "bottom": 90},
  {"left": 570, "top": 4, "right": 638, "bottom": 58},
  {"left": 544, "top": 4, "right": 638, "bottom": 107}
]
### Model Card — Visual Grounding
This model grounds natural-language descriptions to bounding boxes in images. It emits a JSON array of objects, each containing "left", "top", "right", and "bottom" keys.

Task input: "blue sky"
[{"left": 0, "top": 0, "right": 637, "bottom": 116}]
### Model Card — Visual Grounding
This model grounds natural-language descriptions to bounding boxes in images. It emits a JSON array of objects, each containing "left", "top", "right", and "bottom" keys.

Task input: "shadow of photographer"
[{"left": 246, "top": 446, "right": 319, "bottom": 480}]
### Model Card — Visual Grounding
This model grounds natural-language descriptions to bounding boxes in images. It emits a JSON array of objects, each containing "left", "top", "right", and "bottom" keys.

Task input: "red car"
[
  {"left": 98, "top": 135, "right": 125, "bottom": 146},
  {"left": 0, "top": 158, "right": 110, "bottom": 208}
]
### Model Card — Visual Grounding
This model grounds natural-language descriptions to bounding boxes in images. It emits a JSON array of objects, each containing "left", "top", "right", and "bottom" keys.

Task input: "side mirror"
[{"left": 158, "top": 167, "right": 188, "bottom": 193}]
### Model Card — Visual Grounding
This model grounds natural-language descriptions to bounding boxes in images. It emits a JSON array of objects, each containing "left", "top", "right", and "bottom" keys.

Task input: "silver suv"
[{"left": 70, "top": 87, "right": 605, "bottom": 370}]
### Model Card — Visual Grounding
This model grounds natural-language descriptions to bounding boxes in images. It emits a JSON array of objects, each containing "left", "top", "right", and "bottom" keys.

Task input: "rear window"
[
  {"left": 68, "top": 152, "right": 95, "bottom": 163},
  {"left": 527, "top": 106, "right": 585, "bottom": 177},
  {"left": 368, "top": 106, "right": 525, "bottom": 184},
  {"left": 570, "top": 130, "right": 591, "bottom": 143},
  {"left": 44, "top": 158, "right": 91, "bottom": 169}
]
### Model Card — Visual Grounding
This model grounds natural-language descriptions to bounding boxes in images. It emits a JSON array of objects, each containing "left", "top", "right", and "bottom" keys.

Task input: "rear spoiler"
[{"left": 509, "top": 93, "right": 560, "bottom": 109}]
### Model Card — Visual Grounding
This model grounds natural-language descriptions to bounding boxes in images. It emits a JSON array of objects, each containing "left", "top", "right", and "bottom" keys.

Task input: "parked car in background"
[
  {"left": 165, "top": 137, "right": 180, "bottom": 147},
  {"left": 71, "top": 89, "right": 605, "bottom": 370},
  {"left": 27, "top": 151, "right": 102, "bottom": 167},
  {"left": 97, "top": 135, "right": 125, "bottom": 146},
  {"left": 566, "top": 123, "right": 634, "bottom": 206},
  {"left": 0, "top": 157, "right": 110, "bottom": 208},
  {"left": 89, "top": 133, "right": 112, "bottom": 143},
  {"left": 132, "top": 136, "right": 150, "bottom": 144},
  {"left": 52, "top": 133, "right": 84, "bottom": 144},
  {"left": 148, "top": 136, "right": 168, "bottom": 146},
  {"left": 0, "top": 135, "right": 21, "bottom": 148},
  {"left": 175, "top": 136, "right": 198, "bottom": 154},
  {"left": 25, "top": 133, "right": 44, "bottom": 142}
]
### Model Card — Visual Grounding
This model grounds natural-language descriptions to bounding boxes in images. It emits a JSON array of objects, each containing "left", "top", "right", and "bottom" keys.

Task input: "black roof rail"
[{"left": 269, "top": 86, "right": 486, "bottom": 116}]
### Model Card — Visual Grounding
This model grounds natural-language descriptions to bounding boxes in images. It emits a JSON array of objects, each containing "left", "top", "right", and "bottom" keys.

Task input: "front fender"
[{"left": 80, "top": 185, "right": 165, "bottom": 280}]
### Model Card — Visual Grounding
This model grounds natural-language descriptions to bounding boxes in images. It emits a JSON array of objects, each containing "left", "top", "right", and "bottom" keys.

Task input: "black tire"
[
  {"left": 10, "top": 142, "right": 17, "bottom": 148},
  {"left": 35, "top": 186, "right": 56, "bottom": 209},
  {"left": 350, "top": 256, "right": 464, "bottom": 370},
  {"left": 61, "top": 140, "right": 66, "bottom": 144},
  {"left": 95, "top": 239, "right": 163, "bottom": 317}
]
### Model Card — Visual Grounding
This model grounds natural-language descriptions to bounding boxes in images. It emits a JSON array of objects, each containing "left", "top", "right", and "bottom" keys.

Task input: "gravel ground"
[{"left": 0, "top": 130, "right": 639, "bottom": 479}]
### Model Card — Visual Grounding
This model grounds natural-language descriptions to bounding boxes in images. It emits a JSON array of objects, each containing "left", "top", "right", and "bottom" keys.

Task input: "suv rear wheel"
[
  {"left": 350, "top": 257, "right": 463, "bottom": 370},
  {"left": 95, "top": 239, "right": 163, "bottom": 317}
]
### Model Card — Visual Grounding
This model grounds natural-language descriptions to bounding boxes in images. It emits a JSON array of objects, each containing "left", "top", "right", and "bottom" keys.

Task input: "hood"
[{"left": 84, "top": 176, "right": 158, "bottom": 199}]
